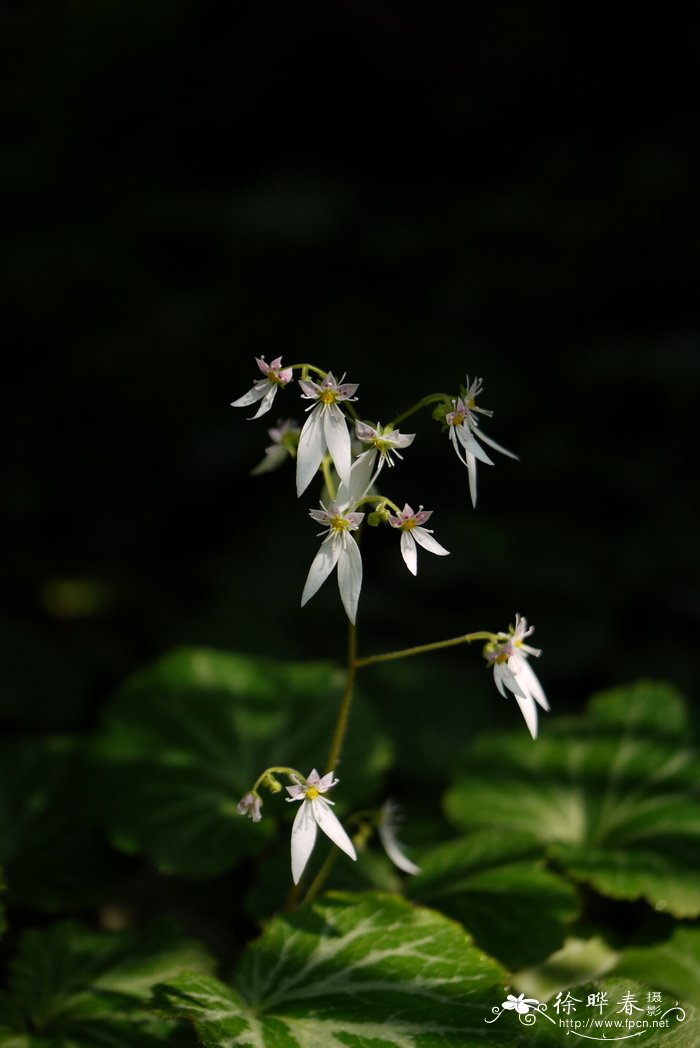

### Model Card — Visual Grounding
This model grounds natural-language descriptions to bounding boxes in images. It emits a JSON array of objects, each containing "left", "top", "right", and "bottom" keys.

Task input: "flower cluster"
[
  {"left": 232, "top": 358, "right": 461, "bottom": 623},
  {"left": 232, "top": 357, "right": 550, "bottom": 886}
]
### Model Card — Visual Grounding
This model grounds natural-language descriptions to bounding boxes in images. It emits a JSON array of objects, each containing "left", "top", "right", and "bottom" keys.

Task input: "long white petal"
[
  {"left": 249, "top": 383, "right": 278, "bottom": 420},
  {"left": 291, "top": 800, "right": 318, "bottom": 884},
  {"left": 337, "top": 534, "right": 362, "bottom": 623},
  {"left": 312, "top": 799, "right": 357, "bottom": 861},
  {"left": 412, "top": 528, "right": 450, "bottom": 557},
  {"left": 231, "top": 380, "right": 268, "bottom": 408},
  {"left": 250, "top": 445, "right": 288, "bottom": 476},
  {"left": 493, "top": 665, "right": 508, "bottom": 698},
  {"left": 296, "top": 406, "right": 327, "bottom": 497},
  {"left": 515, "top": 658, "right": 549, "bottom": 711},
  {"left": 301, "top": 536, "right": 341, "bottom": 606},
  {"left": 456, "top": 426, "right": 494, "bottom": 465},
  {"left": 336, "top": 448, "right": 377, "bottom": 507},
  {"left": 377, "top": 822, "right": 421, "bottom": 875},
  {"left": 513, "top": 691, "right": 539, "bottom": 740},
  {"left": 471, "top": 426, "right": 518, "bottom": 460},
  {"left": 400, "top": 530, "right": 418, "bottom": 576},
  {"left": 466, "top": 451, "right": 478, "bottom": 507},
  {"left": 323, "top": 404, "right": 352, "bottom": 488}
]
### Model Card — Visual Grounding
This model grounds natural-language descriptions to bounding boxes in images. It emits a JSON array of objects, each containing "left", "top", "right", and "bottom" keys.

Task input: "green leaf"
[
  {"left": 444, "top": 681, "right": 700, "bottom": 916},
  {"left": 0, "top": 918, "right": 213, "bottom": 1048},
  {"left": 92, "top": 649, "right": 391, "bottom": 878},
  {"left": 0, "top": 738, "right": 122, "bottom": 910},
  {"left": 153, "top": 890, "right": 512, "bottom": 1047},
  {"left": 513, "top": 937, "right": 621, "bottom": 1001},
  {"left": 407, "top": 831, "right": 580, "bottom": 969},
  {"left": 616, "top": 926, "right": 700, "bottom": 1007}
]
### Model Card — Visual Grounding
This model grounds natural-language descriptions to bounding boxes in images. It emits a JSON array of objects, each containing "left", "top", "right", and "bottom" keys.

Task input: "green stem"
[
  {"left": 325, "top": 621, "right": 358, "bottom": 773},
  {"left": 389, "top": 393, "right": 448, "bottom": 428},
  {"left": 354, "top": 494, "right": 401, "bottom": 513},
  {"left": 288, "top": 363, "right": 326, "bottom": 378},
  {"left": 301, "top": 846, "right": 340, "bottom": 906},
  {"left": 251, "top": 765, "right": 304, "bottom": 793},
  {"left": 354, "top": 631, "right": 496, "bottom": 669},
  {"left": 321, "top": 456, "right": 337, "bottom": 501}
]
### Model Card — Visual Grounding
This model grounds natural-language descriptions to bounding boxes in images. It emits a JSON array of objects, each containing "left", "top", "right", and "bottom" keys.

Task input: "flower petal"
[
  {"left": 513, "top": 690, "right": 539, "bottom": 740},
  {"left": 336, "top": 448, "right": 376, "bottom": 507},
  {"left": 312, "top": 799, "right": 357, "bottom": 861},
  {"left": 323, "top": 404, "right": 352, "bottom": 487},
  {"left": 471, "top": 426, "right": 518, "bottom": 460},
  {"left": 301, "top": 535, "right": 342, "bottom": 607},
  {"left": 377, "top": 816, "right": 421, "bottom": 875},
  {"left": 291, "top": 800, "right": 318, "bottom": 884},
  {"left": 514, "top": 657, "right": 550, "bottom": 711},
  {"left": 456, "top": 426, "right": 494, "bottom": 465},
  {"left": 466, "top": 451, "right": 478, "bottom": 507},
  {"left": 296, "top": 405, "right": 327, "bottom": 496},
  {"left": 249, "top": 382, "right": 278, "bottom": 420},
  {"left": 337, "top": 534, "right": 363, "bottom": 623},
  {"left": 231, "top": 379, "right": 269, "bottom": 408},
  {"left": 412, "top": 527, "right": 450, "bottom": 557},
  {"left": 400, "top": 530, "right": 418, "bottom": 576},
  {"left": 250, "top": 444, "right": 289, "bottom": 476}
]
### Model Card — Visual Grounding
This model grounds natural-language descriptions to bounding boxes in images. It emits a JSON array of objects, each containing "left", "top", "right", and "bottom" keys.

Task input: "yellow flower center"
[
  {"left": 329, "top": 514, "right": 349, "bottom": 533},
  {"left": 305, "top": 786, "right": 320, "bottom": 800},
  {"left": 467, "top": 397, "right": 476, "bottom": 408},
  {"left": 450, "top": 412, "right": 465, "bottom": 426},
  {"left": 401, "top": 518, "right": 416, "bottom": 531},
  {"left": 320, "top": 389, "right": 337, "bottom": 405}
]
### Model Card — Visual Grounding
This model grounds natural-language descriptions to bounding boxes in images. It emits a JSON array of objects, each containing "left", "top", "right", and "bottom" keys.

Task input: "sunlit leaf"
[
  {"left": 153, "top": 891, "right": 512, "bottom": 1047},
  {"left": 444, "top": 682, "right": 700, "bottom": 916}
]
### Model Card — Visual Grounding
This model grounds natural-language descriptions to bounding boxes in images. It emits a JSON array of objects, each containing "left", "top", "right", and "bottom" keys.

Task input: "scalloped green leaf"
[
  {"left": 91, "top": 649, "right": 391, "bottom": 877},
  {"left": 444, "top": 682, "right": 700, "bottom": 916},
  {"left": 153, "top": 890, "right": 514, "bottom": 1048},
  {"left": 0, "top": 738, "right": 122, "bottom": 910},
  {"left": 0, "top": 918, "right": 214, "bottom": 1047},
  {"left": 407, "top": 831, "right": 580, "bottom": 969}
]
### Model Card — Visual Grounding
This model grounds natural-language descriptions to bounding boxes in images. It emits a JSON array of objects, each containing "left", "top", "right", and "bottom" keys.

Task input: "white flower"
[
  {"left": 296, "top": 372, "right": 358, "bottom": 496},
  {"left": 236, "top": 791, "right": 262, "bottom": 822},
  {"left": 286, "top": 769, "right": 357, "bottom": 884},
  {"left": 377, "top": 800, "right": 421, "bottom": 875},
  {"left": 251, "top": 419, "right": 301, "bottom": 475},
  {"left": 484, "top": 614, "right": 549, "bottom": 739},
  {"left": 231, "top": 356, "right": 293, "bottom": 420},
  {"left": 301, "top": 502, "right": 364, "bottom": 623},
  {"left": 355, "top": 421, "right": 415, "bottom": 469},
  {"left": 388, "top": 503, "right": 450, "bottom": 576},
  {"left": 445, "top": 376, "right": 517, "bottom": 507},
  {"left": 502, "top": 993, "right": 540, "bottom": 1014}
]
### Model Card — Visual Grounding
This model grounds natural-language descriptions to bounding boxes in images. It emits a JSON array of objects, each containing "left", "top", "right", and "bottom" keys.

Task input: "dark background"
[{"left": 3, "top": 2, "right": 698, "bottom": 744}]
